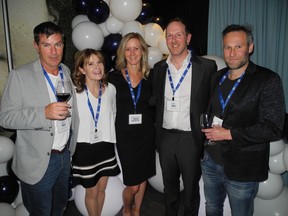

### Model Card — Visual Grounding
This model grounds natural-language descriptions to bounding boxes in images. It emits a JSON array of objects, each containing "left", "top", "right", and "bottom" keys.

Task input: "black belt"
[
  {"left": 162, "top": 128, "right": 191, "bottom": 134},
  {"left": 51, "top": 145, "right": 67, "bottom": 154}
]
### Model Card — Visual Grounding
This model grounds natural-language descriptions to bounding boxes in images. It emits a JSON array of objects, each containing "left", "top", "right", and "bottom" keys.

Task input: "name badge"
[
  {"left": 129, "top": 114, "right": 142, "bottom": 125},
  {"left": 212, "top": 116, "right": 223, "bottom": 127},
  {"left": 57, "top": 119, "right": 69, "bottom": 133},
  {"left": 166, "top": 100, "right": 180, "bottom": 112},
  {"left": 90, "top": 131, "right": 102, "bottom": 143}
]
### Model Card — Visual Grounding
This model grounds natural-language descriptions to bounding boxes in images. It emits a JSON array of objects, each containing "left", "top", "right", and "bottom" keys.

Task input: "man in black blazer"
[
  {"left": 201, "top": 24, "right": 285, "bottom": 216},
  {"left": 151, "top": 17, "right": 217, "bottom": 216}
]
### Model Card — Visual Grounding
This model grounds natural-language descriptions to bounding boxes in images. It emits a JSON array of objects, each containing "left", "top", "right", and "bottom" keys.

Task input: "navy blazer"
[
  {"left": 209, "top": 61, "right": 286, "bottom": 182},
  {"left": 151, "top": 55, "right": 217, "bottom": 156}
]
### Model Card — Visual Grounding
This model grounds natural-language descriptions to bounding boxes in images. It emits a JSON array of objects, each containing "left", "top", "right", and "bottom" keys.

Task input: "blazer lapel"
[
  {"left": 190, "top": 58, "right": 204, "bottom": 111},
  {"left": 33, "top": 60, "right": 52, "bottom": 106}
]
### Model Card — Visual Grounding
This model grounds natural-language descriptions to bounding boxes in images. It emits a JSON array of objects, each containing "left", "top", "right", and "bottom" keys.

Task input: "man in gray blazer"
[
  {"left": 151, "top": 17, "right": 217, "bottom": 216},
  {"left": 0, "top": 21, "right": 79, "bottom": 216}
]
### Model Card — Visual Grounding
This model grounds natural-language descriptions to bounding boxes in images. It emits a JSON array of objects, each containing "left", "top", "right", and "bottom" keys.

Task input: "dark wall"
[{"left": 152, "top": 0, "right": 209, "bottom": 55}]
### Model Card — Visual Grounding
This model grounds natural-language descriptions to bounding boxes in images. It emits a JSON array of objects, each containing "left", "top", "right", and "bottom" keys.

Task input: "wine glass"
[
  {"left": 55, "top": 79, "right": 72, "bottom": 102},
  {"left": 200, "top": 113, "right": 215, "bottom": 146}
]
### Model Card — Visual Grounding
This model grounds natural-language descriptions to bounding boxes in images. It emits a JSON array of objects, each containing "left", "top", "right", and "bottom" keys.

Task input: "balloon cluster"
[
  {"left": 0, "top": 135, "right": 28, "bottom": 215},
  {"left": 253, "top": 139, "right": 288, "bottom": 216},
  {"left": 71, "top": 0, "right": 169, "bottom": 70}
]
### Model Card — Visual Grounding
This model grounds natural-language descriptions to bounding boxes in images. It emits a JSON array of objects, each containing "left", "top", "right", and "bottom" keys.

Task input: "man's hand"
[{"left": 45, "top": 102, "right": 71, "bottom": 120}]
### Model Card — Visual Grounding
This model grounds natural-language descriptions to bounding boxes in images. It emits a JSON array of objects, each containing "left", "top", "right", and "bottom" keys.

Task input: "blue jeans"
[
  {"left": 20, "top": 148, "right": 70, "bottom": 216},
  {"left": 201, "top": 151, "right": 259, "bottom": 216}
]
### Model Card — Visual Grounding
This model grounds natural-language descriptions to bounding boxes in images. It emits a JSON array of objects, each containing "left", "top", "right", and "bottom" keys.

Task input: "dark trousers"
[{"left": 159, "top": 128, "right": 201, "bottom": 216}]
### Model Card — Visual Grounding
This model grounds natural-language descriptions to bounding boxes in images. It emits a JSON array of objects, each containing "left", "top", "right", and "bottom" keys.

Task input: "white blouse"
[{"left": 76, "top": 83, "right": 116, "bottom": 144}]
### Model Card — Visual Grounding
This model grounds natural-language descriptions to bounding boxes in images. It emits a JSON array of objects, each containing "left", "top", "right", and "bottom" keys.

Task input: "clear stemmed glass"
[
  {"left": 55, "top": 79, "right": 72, "bottom": 103},
  {"left": 200, "top": 113, "right": 216, "bottom": 146}
]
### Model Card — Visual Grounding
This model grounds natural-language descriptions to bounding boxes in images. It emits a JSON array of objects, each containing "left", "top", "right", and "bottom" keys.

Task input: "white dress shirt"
[{"left": 162, "top": 52, "right": 192, "bottom": 131}]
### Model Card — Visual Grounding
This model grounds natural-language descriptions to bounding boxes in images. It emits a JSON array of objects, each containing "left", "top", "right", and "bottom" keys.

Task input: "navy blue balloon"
[
  {"left": 136, "top": 2, "right": 154, "bottom": 24},
  {"left": 6, "top": 158, "right": 19, "bottom": 181},
  {"left": 73, "top": 0, "right": 89, "bottom": 14},
  {"left": 87, "top": 0, "right": 110, "bottom": 24},
  {"left": 101, "top": 34, "right": 122, "bottom": 56},
  {"left": 0, "top": 175, "right": 19, "bottom": 204},
  {"left": 101, "top": 51, "right": 114, "bottom": 72}
]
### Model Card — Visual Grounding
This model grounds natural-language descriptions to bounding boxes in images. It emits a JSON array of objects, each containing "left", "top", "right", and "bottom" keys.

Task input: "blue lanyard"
[
  {"left": 125, "top": 69, "right": 142, "bottom": 113},
  {"left": 42, "top": 65, "right": 64, "bottom": 102},
  {"left": 218, "top": 70, "right": 245, "bottom": 114},
  {"left": 167, "top": 59, "right": 192, "bottom": 100},
  {"left": 84, "top": 83, "right": 102, "bottom": 132}
]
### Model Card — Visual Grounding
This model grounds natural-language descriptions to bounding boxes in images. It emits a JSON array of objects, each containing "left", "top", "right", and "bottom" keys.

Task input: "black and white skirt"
[{"left": 72, "top": 142, "right": 121, "bottom": 188}]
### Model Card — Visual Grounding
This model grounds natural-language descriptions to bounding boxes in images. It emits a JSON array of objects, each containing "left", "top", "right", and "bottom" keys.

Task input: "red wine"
[{"left": 56, "top": 93, "right": 71, "bottom": 102}]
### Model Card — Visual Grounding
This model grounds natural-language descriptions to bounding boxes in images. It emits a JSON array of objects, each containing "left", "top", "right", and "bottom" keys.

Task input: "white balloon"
[
  {"left": 254, "top": 186, "right": 288, "bottom": 216},
  {"left": 158, "top": 34, "right": 170, "bottom": 55},
  {"left": 110, "top": 0, "right": 142, "bottom": 23},
  {"left": 114, "top": 145, "right": 123, "bottom": 183},
  {"left": 105, "top": 16, "right": 124, "bottom": 34},
  {"left": 0, "top": 203, "right": 14, "bottom": 216},
  {"left": 99, "top": 22, "right": 111, "bottom": 37},
  {"left": 15, "top": 203, "right": 29, "bottom": 216},
  {"left": 269, "top": 151, "right": 286, "bottom": 174},
  {"left": 144, "top": 23, "right": 164, "bottom": 47},
  {"left": 74, "top": 177, "right": 124, "bottom": 216},
  {"left": 72, "top": 21, "right": 104, "bottom": 51},
  {"left": 148, "top": 47, "right": 163, "bottom": 68},
  {"left": 270, "top": 139, "right": 285, "bottom": 156},
  {"left": 102, "top": 177, "right": 124, "bottom": 216},
  {"left": 257, "top": 172, "right": 284, "bottom": 200},
  {"left": 71, "top": 15, "right": 90, "bottom": 29},
  {"left": 121, "top": 21, "right": 145, "bottom": 38},
  {"left": 282, "top": 144, "right": 288, "bottom": 171},
  {"left": 0, "top": 136, "right": 14, "bottom": 164},
  {"left": 148, "top": 151, "right": 184, "bottom": 193},
  {"left": 0, "top": 162, "right": 8, "bottom": 176},
  {"left": 103, "top": 0, "right": 110, "bottom": 5},
  {"left": 202, "top": 55, "right": 227, "bottom": 70}
]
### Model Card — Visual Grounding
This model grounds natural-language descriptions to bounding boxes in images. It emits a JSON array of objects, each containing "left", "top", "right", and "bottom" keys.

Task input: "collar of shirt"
[{"left": 166, "top": 51, "right": 192, "bottom": 73}]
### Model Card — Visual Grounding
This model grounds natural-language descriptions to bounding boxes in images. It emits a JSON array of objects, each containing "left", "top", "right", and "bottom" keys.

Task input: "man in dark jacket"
[{"left": 201, "top": 24, "right": 286, "bottom": 216}]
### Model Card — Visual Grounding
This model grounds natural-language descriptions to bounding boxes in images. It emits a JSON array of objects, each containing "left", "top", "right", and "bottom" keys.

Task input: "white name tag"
[
  {"left": 57, "top": 119, "right": 69, "bottom": 133},
  {"left": 129, "top": 114, "right": 142, "bottom": 125},
  {"left": 166, "top": 100, "right": 180, "bottom": 112},
  {"left": 212, "top": 116, "right": 223, "bottom": 127},
  {"left": 90, "top": 131, "right": 102, "bottom": 143}
]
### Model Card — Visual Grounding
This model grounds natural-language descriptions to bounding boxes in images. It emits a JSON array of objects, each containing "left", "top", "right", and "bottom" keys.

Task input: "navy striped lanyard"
[
  {"left": 84, "top": 83, "right": 102, "bottom": 132},
  {"left": 218, "top": 70, "right": 245, "bottom": 114},
  {"left": 42, "top": 65, "right": 64, "bottom": 102},
  {"left": 167, "top": 59, "right": 192, "bottom": 101},
  {"left": 125, "top": 69, "right": 142, "bottom": 113}
]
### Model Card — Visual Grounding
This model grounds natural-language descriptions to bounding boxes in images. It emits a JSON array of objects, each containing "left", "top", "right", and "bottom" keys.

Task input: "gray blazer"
[{"left": 0, "top": 59, "right": 79, "bottom": 184}]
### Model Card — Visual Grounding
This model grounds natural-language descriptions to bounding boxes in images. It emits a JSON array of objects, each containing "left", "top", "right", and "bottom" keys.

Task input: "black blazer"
[
  {"left": 150, "top": 55, "right": 217, "bottom": 156},
  {"left": 210, "top": 61, "right": 286, "bottom": 182}
]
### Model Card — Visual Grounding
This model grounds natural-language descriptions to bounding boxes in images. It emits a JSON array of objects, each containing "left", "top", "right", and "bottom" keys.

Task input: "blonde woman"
[{"left": 108, "top": 33, "right": 156, "bottom": 216}]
